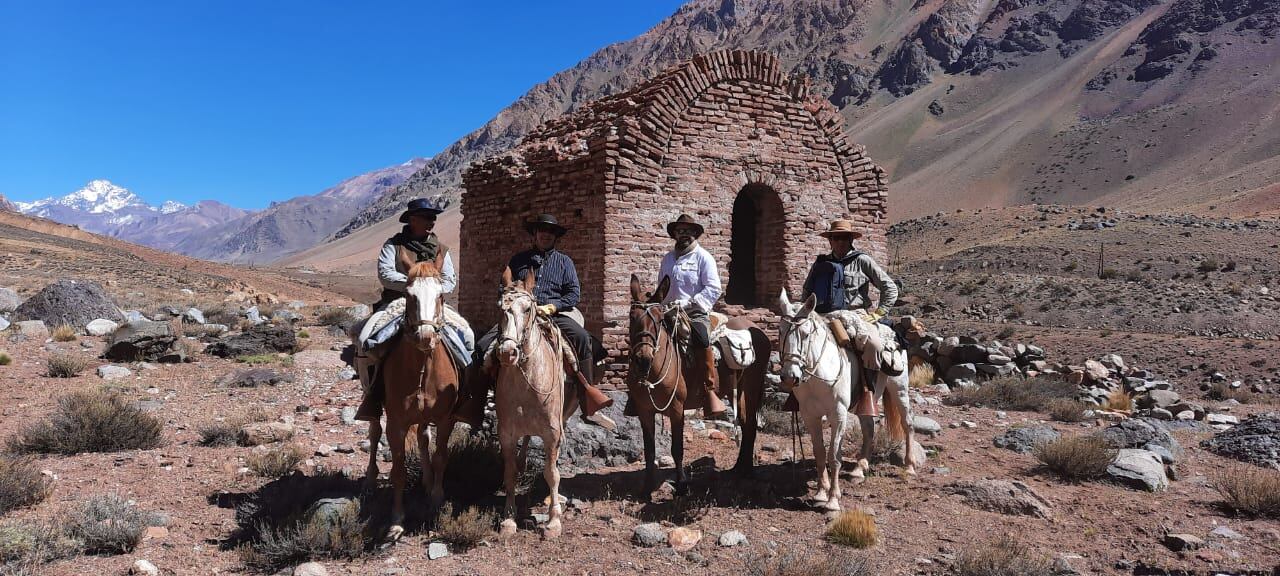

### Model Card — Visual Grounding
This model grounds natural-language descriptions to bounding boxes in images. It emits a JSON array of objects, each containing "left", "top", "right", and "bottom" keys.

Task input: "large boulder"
[
  {"left": 205, "top": 324, "right": 297, "bottom": 358},
  {"left": 528, "top": 391, "right": 670, "bottom": 473},
  {"left": 1137, "top": 389, "right": 1180, "bottom": 410},
  {"left": 85, "top": 318, "right": 119, "bottom": 337},
  {"left": 0, "top": 287, "right": 19, "bottom": 313},
  {"left": 1106, "top": 449, "right": 1169, "bottom": 492},
  {"left": 1200, "top": 412, "right": 1280, "bottom": 470},
  {"left": 944, "top": 479, "right": 1052, "bottom": 518},
  {"left": 104, "top": 321, "right": 183, "bottom": 363},
  {"left": 1100, "top": 418, "right": 1181, "bottom": 461},
  {"left": 11, "top": 279, "right": 123, "bottom": 329},
  {"left": 993, "top": 426, "right": 1060, "bottom": 454}
]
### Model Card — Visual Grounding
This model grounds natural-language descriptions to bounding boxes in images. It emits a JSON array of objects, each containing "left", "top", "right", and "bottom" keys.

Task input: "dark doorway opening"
[{"left": 726, "top": 193, "right": 757, "bottom": 305}]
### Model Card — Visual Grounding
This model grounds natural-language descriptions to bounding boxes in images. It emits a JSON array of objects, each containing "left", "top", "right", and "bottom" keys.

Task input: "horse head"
[
  {"left": 497, "top": 266, "right": 538, "bottom": 367},
  {"left": 405, "top": 262, "right": 446, "bottom": 352},
  {"left": 777, "top": 289, "right": 820, "bottom": 387},
  {"left": 627, "top": 274, "right": 670, "bottom": 376}
]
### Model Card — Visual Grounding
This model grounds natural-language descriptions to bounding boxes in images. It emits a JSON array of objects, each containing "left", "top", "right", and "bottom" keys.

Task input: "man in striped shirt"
[{"left": 456, "top": 214, "right": 612, "bottom": 425}]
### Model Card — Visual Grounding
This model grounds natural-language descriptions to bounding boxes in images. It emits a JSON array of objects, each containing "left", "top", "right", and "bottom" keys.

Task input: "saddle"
[{"left": 664, "top": 309, "right": 757, "bottom": 371}]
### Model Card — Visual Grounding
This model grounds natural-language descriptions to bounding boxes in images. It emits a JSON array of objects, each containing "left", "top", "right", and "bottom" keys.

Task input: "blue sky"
[{"left": 0, "top": 1, "right": 685, "bottom": 209}]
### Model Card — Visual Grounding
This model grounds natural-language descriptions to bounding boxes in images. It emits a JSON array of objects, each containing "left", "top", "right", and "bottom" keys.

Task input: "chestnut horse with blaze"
[
  {"left": 626, "top": 274, "right": 772, "bottom": 495},
  {"left": 368, "top": 261, "right": 460, "bottom": 541}
]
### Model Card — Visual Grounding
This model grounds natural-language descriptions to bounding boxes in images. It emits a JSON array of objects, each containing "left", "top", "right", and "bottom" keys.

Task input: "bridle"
[
  {"left": 404, "top": 276, "right": 445, "bottom": 333},
  {"left": 498, "top": 289, "right": 537, "bottom": 365},
  {"left": 629, "top": 302, "right": 681, "bottom": 412},
  {"left": 780, "top": 311, "right": 844, "bottom": 387}
]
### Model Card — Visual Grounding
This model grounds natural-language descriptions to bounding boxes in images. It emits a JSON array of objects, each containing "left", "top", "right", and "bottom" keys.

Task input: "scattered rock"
[
  {"left": 272, "top": 310, "right": 303, "bottom": 323},
  {"left": 633, "top": 523, "right": 667, "bottom": 547},
  {"left": 338, "top": 366, "right": 357, "bottom": 381},
  {"left": 427, "top": 542, "right": 449, "bottom": 560},
  {"left": 1206, "top": 413, "right": 1239, "bottom": 426},
  {"left": 215, "top": 368, "right": 292, "bottom": 388},
  {"left": 347, "top": 304, "right": 371, "bottom": 320},
  {"left": 340, "top": 407, "right": 358, "bottom": 426},
  {"left": 1106, "top": 449, "right": 1169, "bottom": 492},
  {"left": 993, "top": 425, "right": 1060, "bottom": 454},
  {"left": 718, "top": 530, "right": 748, "bottom": 547},
  {"left": 11, "top": 279, "right": 123, "bottom": 329},
  {"left": 85, "top": 318, "right": 119, "bottom": 337},
  {"left": 1209, "top": 526, "right": 1242, "bottom": 540},
  {"left": 184, "top": 308, "right": 206, "bottom": 325},
  {"left": 245, "top": 306, "right": 265, "bottom": 325},
  {"left": 0, "top": 287, "right": 19, "bottom": 313},
  {"left": 1083, "top": 360, "right": 1110, "bottom": 382},
  {"left": 1200, "top": 412, "right": 1280, "bottom": 469},
  {"left": 205, "top": 324, "right": 297, "bottom": 358},
  {"left": 104, "top": 321, "right": 183, "bottom": 363},
  {"left": 130, "top": 559, "right": 159, "bottom": 576},
  {"left": 912, "top": 415, "right": 942, "bottom": 436},
  {"left": 238, "top": 422, "right": 294, "bottom": 446},
  {"left": 293, "top": 562, "right": 329, "bottom": 576},
  {"left": 668, "top": 527, "right": 702, "bottom": 552},
  {"left": 96, "top": 365, "right": 133, "bottom": 381},
  {"left": 15, "top": 320, "right": 48, "bottom": 338},
  {"left": 1163, "top": 533, "right": 1204, "bottom": 552},
  {"left": 928, "top": 99, "right": 945, "bottom": 116},
  {"left": 889, "top": 439, "right": 928, "bottom": 467},
  {"left": 945, "top": 363, "right": 977, "bottom": 383},
  {"left": 1137, "top": 390, "right": 1180, "bottom": 410},
  {"left": 1100, "top": 418, "right": 1181, "bottom": 460},
  {"left": 944, "top": 479, "right": 1052, "bottom": 518}
]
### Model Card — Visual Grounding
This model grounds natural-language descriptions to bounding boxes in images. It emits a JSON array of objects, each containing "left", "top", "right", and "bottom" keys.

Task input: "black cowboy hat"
[
  {"left": 523, "top": 213, "right": 568, "bottom": 237},
  {"left": 666, "top": 214, "right": 705, "bottom": 238},
  {"left": 398, "top": 197, "right": 447, "bottom": 223}
]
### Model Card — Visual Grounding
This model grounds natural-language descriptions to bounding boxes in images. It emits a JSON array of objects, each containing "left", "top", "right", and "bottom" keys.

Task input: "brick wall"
[{"left": 463, "top": 50, "right": 889, "bottom": 387}]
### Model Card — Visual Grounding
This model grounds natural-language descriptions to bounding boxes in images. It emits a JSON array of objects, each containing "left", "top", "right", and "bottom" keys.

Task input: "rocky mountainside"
[
  {"left": 335, "top": 0, "right": 1279, "bottom": 242},
  {"left": 170, "top": 158, "right": 427, "bottom": 264}
]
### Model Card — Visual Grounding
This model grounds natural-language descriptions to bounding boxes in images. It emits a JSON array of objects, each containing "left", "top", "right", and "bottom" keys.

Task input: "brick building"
[{"left": 461, "top": 49, "right": 889, "bottom": 385}]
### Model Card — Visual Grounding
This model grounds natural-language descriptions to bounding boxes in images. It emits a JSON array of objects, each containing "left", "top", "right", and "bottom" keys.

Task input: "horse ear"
[
  {"left": 501, "top": 266, "right": 513, "bottom": 288},
  {"left": 777, "top": 289, "right": 792, "bottom": 313},
  {"left": 651, "top": 275, "right": 671, "bottom": 304},
  {"left": 522, "top": 267, "right": 538, "bottom": 293},
  {"left": 629, "top": 274, "right": 643, "bottom": 302},
  {"left": 796, "top": 293, "right": 817, "bottom": 319}
]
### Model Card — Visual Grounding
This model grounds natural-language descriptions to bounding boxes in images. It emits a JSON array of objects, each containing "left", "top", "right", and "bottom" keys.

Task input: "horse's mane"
[{"left": 408, "top": 261, "right": 441, "bottom": 281}]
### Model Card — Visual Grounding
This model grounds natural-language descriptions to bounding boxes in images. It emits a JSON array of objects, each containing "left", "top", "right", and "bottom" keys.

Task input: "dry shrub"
[
  {"left": 45, "top": 354, "right": 87, "bottom": 378},
  {"left": 50, "top": 325, "right": 76, "bottom": 342},
  {"left": 443, "top": 431, "right": 504, "bottom": 501},
  {"left": 1102, "top": 389, "right": 1132, "bottom": 412},
  {"left": 247, "top": 444, "right": 306, "bottom": 478},
  {"left": 8, "top": 390, "right": 163, "bottom": 455},
  {"left": 748, "top": 551, "right": 872, "bottom": 576},
  {"left": 0, "top": 352, "right": 10, "bottom": 366},
  {"left": 1207, "top": 382, "right": 1254, "bottom": 404},
  {"left": 1045, "top": 398, "right": 1088, "bottom": 422},
  {"left": 1034, "top": 435, "right": 1115, "bottom": 481},
  {"left": 435, "top": 503, "right": 493, "bottom": 551},
  {"left": 199, "top": 408, "right": 271, "bottom": 447},
  {"left": 909, "top": 363, "right": 936, "bottom": 389},
  {"left": 182, "top": 323, "right": 225, "bottom": 338},
  {"left": 1213, "top": 465, "right": 1280, "bottom": 518},
  {"left": 201, "top": 305, "right": 242, "bottom": 327},
  {"left": 315, "top": 309, "right": 354, "bottom": 330},
  {"left": 758, "top": 406, "right": 804, "bottom": 436},
  {"left": 65, "top": 494, "right": 161, "bottom": 555},
  {"left": 238, "top": 497, "right": 367, "bottom": 570},
  {"left": 946, "top": 375, "right": 1077, "bottom": 411},
  {"left": 0, "top": 519, "right": 80, "bottom": 573},
  {"left": 824, "top": 510, "right": 877, "bottom": 548},
  {"left": 954, "top": 534, "right": 1054, "bottom": 576},
  {"left": 0, "top": 457, "right": 51, "bottom": 514}
]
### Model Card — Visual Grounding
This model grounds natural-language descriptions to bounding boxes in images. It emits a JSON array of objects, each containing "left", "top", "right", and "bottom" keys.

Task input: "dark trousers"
[
  {"left": 475, "top": 314, "right": 594, "bottom": 384},
  {"left": 685, "top": 308, "right": 711, "bottom": 350}
]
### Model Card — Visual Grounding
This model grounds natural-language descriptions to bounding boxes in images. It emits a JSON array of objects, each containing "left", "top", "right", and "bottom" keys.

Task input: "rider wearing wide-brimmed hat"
[
  {"left": 376, "top": 197, "right": 457, "bottom": 310},
  {"left": 801, "top": 218, "right": 897, "bottom": 318},
  {"left": 456, "top": 213, "right": 613, "bottom": 426},
  {"left": 656, "top": 213, "right": 727, "bottom": 418}
]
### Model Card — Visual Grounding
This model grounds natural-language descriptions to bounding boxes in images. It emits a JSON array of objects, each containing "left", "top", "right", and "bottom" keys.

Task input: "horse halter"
[
  {"left": 498, "top": 288, "right": 537, "bottom": 365},
  {"left": 629, "top": 302, "right": 681, "bottom": 411},
  {"left": 405, "top": 276, "right": 444, "bottom": 332},
  {"left": 780, "top": 311, "right": 843, "bottom": 386}
]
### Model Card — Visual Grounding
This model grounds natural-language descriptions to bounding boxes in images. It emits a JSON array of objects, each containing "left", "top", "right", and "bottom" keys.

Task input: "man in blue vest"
[{"left": 801, "top": 219, "right": 898, "bottom": 318}]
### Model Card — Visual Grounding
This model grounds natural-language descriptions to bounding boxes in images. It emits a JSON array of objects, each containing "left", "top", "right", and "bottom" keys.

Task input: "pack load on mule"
[
  {"left": 625, "top": 213, "right": 772, "bottom": 495},
  {"left": 348, "top": 197, "right": 475, "bottom": 422}
]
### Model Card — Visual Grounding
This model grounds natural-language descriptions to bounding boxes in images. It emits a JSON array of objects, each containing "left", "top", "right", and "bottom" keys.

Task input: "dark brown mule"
[
  {"left": 367, "top": 261, "right": 459, "bottom": 541},
  {"left": 626, "top": 274, "right": 771, "bottom": 495}
]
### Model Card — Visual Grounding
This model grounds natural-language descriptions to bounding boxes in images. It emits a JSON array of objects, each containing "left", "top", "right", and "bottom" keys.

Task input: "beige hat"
[{"left": 818, "top": 219, "right": 864, "bottom": 239}]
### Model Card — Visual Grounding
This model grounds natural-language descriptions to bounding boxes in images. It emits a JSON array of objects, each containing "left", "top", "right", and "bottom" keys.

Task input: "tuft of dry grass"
[
  {"left": 0, "top": 456, "right": 51, "bottom": 515},
  {"left": 435, "top": 503, "right": 493, "bottom": 551},
  {"left": 315, "top": 309, "right": 354, "bottom": 330},
  {"left": 238, "top": 496, "right": 367, "bottom": 570},
  {"left": 909, "top": 363, "right": 936, "bottom": 389},
  {"left": 7, "top": 390, "right": 163, "bottom": 455},
  {"left": 1207, "top": 382, "right": 1254, "bottom": 404},
  {"left": 64, "top": 494, "right": 161, "bottom": 555},
  {"left": 50, "top": 325, "right": 77, "bottom": 342},
  {"left": 1102, "top": 389, "right": 1132, "bottom": 412},
  {"left": 1213, "top": 465, "right": 1280, "bottom": 518},
  {"left": 0, "top": 351, "right": 10, "bottom": 366},
  {"left": 199, "top": 407, "right": 271, "bottom": 447},
  {"left": 1034, "top": 435, "right": 1115, "bottom": 481},
  {"left": 45, "top": 354, "right": 88, "bottom": 378},
  {"left": 1045, "top": 398, "right": 1088, "bottom": 422},
  {"left": 246, "top": 444, "right": 306, "bottom": 478},
  {"left": 954, "top": 534, "right": 1054, "bottom": 576},
  {"left": 824, "top": 510, "right": 877, "bottom": 548},
  {"left": 0, "top": 519, "right": 80, "bottom": 573},
  {"left": 747, "top": 551, "right": 872, "bottom": 576},
  {"left": 946, "top": 375, "right": 1078, "bottom": 411}
]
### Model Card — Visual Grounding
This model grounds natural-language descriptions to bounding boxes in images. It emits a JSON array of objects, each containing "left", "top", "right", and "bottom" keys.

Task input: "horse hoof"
[
  {"left": 905, "top": 465, "right": 918, "bottom": 477},
  {"left": 821, "top": 498, "right": 842, "bottom": 512},
  {"left": 540, "top": 521, "right": 563, "bottom": 540},
  {"left": 498, "top": 519, "right": 517, "bottom": 537},
  {"left": 386, "top": 525, "right": 404, "bottom": 542}
]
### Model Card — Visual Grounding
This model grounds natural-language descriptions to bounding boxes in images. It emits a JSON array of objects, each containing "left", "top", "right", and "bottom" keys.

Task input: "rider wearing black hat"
[{"left": 376, "top": 197, "right": 456, "bottom": 310}]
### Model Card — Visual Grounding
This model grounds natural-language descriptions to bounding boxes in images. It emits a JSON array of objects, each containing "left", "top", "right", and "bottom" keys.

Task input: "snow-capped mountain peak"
[
  {"left": 160, "top": 200, "right": 186, "bottom": 214},
  {"left": 18, "top": 179, "right": 150, "bottom": 215}
]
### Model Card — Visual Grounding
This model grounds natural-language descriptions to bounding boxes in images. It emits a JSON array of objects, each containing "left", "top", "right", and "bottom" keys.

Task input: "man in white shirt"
[{"left": 658, "top": 214, "right": 727, "bottom": 418}]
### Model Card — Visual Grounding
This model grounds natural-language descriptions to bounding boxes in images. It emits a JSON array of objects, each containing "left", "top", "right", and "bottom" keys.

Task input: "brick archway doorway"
[{"left": 726, "top": 183, "right": 785, "bottom": 307}]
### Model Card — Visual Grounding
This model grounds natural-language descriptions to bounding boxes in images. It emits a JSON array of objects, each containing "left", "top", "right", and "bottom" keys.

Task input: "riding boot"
[
  {"left": 579, "top": 379, "right": 614, "bottom": 417},
  {"left": 353, "top": 354, "right": 381, "bottom": 422},
  {"left": 701, "top": 347, "right": 726, "bottom": 418},
  {"left": 452, "top": 363, "right": 491, "bottom": 427}
]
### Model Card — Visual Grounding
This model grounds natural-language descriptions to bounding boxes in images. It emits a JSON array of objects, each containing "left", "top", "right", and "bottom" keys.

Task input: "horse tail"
[{"left": 882, "top": 376, "right": 908, "bottom": 443}]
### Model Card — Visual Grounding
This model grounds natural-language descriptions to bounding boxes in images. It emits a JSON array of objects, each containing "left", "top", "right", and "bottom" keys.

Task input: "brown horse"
[
  {"left": 626, "top": 274, "right": 771, "bottom": 495},
  {"left": 368, "top": 261, "right": 460, "bottom": 541},
  {"left": 494, "top": 267, "right": 579, "bottom": 538}
]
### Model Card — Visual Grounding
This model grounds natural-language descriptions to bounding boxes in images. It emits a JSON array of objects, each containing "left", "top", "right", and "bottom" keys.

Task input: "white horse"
[{"left": 778, "top": 291, "right": 917, "bottom": 510}]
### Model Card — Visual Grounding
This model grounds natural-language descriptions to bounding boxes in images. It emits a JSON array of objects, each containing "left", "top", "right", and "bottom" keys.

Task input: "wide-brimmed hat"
[
  {"left": 666, "top": 214, "right": 705, "bottom": 238},
  {"left": 818, "top": 219, "right": 864, "bottom": 239},
  {"left": 398, "top": 197, "right": 447, "bottom": 223},
  {"left": 523, "top": 213, "right": 568, "bottom": 237}
]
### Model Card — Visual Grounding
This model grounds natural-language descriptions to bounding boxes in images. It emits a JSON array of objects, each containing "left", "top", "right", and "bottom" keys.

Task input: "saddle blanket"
[
  {"left": 826, "top": 310, "right": 906, "bottom": 375},
  {"left": 356, "top": 298, "right": 474, "bottom": 369}
]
